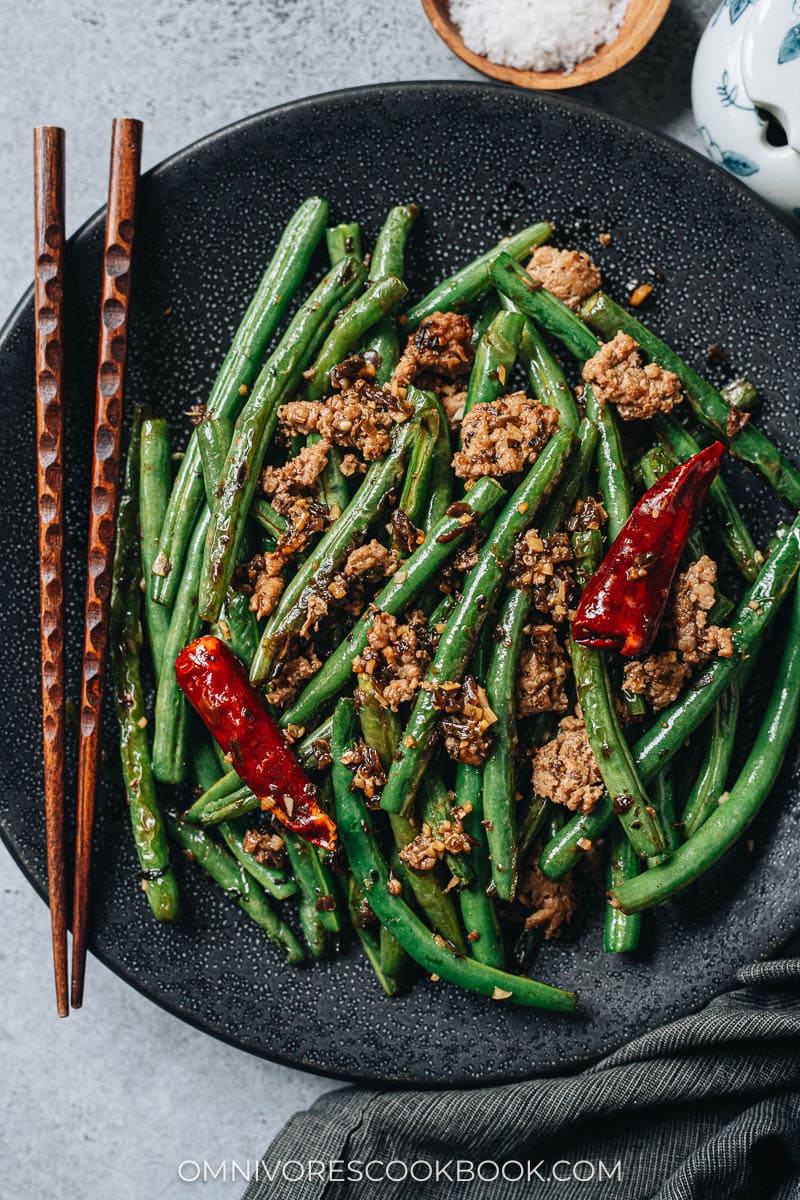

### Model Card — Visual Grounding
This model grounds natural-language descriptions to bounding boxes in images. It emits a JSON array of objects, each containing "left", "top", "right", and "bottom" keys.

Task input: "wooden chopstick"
[
  {"left": 71, "top": 117, "right": 143, "bottom": 1008},
  {"left": 34, "top": 126, "right": 69, "bottom": 1018}
]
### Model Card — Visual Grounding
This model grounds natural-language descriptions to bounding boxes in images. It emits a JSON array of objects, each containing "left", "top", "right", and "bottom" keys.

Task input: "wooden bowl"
[{"left": 421, "top": 0, "right": 672, "bottom": 90}]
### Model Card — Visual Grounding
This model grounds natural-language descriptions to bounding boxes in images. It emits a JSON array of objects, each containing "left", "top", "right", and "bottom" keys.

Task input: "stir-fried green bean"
[
  {"left": 112, "top": 407, "right": 179, "bottom": 922},
  {"left": 154, "top": 197, "right": 329, "bottom": 606},
  {"left": 405, "top": 222, "right": 552, "bottom": 328},
  {"left": 611, "top": 581, "right": 800, "bottom": 912},
  {"left": 580, "top": 290, "right": 800, "bottom": 508},
  {"left": 380, "top": 430, "right": 575, "bottom": 816},
  {"left": 199, "top": 253, "right": 367, "bottom": 624}
]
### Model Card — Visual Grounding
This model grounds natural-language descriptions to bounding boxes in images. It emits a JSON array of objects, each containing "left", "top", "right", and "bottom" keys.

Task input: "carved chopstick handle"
[
  {"left": 34, "top": 125, "right": 69, "bottom": 1018},
  {"left": 71, "top": 118, "right": 143, "bottom": 1008}
]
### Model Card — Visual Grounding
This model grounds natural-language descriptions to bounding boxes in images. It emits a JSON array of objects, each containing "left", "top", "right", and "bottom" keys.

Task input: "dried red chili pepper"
[
  {"left": 572, "top": 442, "right": 725, "bottom": 657},
  {"left": 175, "top": 635, "right": 336, "bottom": 849}
]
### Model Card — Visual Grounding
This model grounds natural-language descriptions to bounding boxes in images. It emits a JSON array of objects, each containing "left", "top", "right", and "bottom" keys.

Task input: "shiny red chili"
[
  {"left": 572, "top": 441, "right": 725, "bottom": 657},
  {"left": 175, "top": 635, "right": 336, "bottom": 849}
]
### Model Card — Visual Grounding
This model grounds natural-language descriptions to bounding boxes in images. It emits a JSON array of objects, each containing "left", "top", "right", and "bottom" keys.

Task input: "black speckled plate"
[{"left": 2, "top": 82, "right": 799, "bottom": 1087}]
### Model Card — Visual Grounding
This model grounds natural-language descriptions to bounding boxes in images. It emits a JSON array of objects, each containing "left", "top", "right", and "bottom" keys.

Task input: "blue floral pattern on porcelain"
[{"left": 693, "top": 0, "right": 800, "bottom": 217}]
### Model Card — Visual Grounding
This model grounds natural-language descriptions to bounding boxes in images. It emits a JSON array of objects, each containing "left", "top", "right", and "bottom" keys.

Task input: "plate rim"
[{"left": 2, "top": 79, "right": 799, "bottom": 1088}]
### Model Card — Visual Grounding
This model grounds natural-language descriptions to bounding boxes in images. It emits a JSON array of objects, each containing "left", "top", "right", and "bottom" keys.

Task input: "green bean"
[
  {"left": 482, "top": 586, "right": 532, "bottom": 900},
  {"left": 603, "top": 827, "right": 641, "bottom": 952},
  {"left": 420, "top": 770, "right": 475, "bottom": 888},
  {"left": 570, "top": 530, "right": 667, "bottom": 860},
  {"left": 198, "top": 784, "right": 258, "bottom": 825},
  {"left": 250, "top": 409, "right": 420, "bottom": 684},
  {"left": 151, "top": 508, "right": 209, "bottom": 783},
  {"left": 490, "top": 253, "right": 599, "bottom": 361},
  {"left": 471, "top": 292, "right": 501, "bottom": 344},
  {"left": 536, "top": 416, "right": 599, "bottom": 534},
  {"left": 370, "top": 204, "right": 420, "bottom": 281},
  {"left": 283, "top": 829, "right": 340, "bottom": 936},
  {"left": 298, "top": 902, "right": 331, "bottom": 957},
  {"left": 217, "top": 819, "right": 299, "bottom": 901},
  {"left": 356, "top": 675, "right": 467, "bottom": 953},
  {"left": 369, "top": 322, "right": 401, "bottom": 386},
  {"left": 185, "top": 768, "right": 241, "bottom": 821},
  {"left": 405, "top": 222, "right": 552, "bottom": 328},
  {"left": 584, "top": 384, "right": 631, "bottom": 542},
  {"left": 195, "top": 415, "right": 260, "bottom": 662},
  {"left": 654, "top": 414, "right": 761, "bottom": 582},
  {"left": 456, "top": 760, "right": 505, "bottom": 969},
  {"left": 280, "top": 476, "right": 506, "bottom": 730},
  {"left": 396, "top": 392, "right": 441, "bottom": 534},
  {"left": 111, "top": 407, "right": 179, "bottom": 923},
  {"left": 681, "top": 678, "right": 742, "bottom": 839},
  {"left": 346, "top": 876, "right": 405, "bottom": 997},
  {"left": 308, "top": 432, "right": 350, "bottom": 520},
  {"left": 296, "top": 715, "right": 334, "bottom": 765},
  {"left": 199, "top": 253, "right": 367, "bottom": 624},
  {"left": 539, "top": 516, "right": 800, "bottom": 878},
  {"left": 519, "top": 317, "right": 580, "bottom": 433},
  {"left": 304, "top": 275, "right": 408, "bottom": 402},
  {"left": 153, "top": 197, "right": 329, "bottom": 606},
  {"left": 646, "top": 768, "right": 680, "bottom": 867},
  {"left": 166, "top": 813, "right": 304, "bottom": 963},
  {"left": 195, "top": 414, "right": 232, "bottom": 503},
  {"left": 250, "top": 497, "right": 286, "bottom": 541},
  {"left": 363, "top": 207, "right": 421, "bottom": 383},
  {"left": 517, "top": 793, "right": 550, "bottom": 866},
  {"left": 464, "top": 310, "right": 524, "bottom": 416},
  {"left": 380, "top": 429, "right": 575, "bottom": 816},
  {"left": 422, "top": 399, "right": 454, "bottom": 531},
  {"left": 139, "top": 417, "right": 172, "bottom": 680},
  {"left": 579, "top": 291, "right": 800, "bottom": 508},
  {"left": 326, "top": 222, "right": 362, "bottom": 264},
  {"left": 379, "top": 921, "right": 408, "bottom": 982},
  {"left": 332, "top": 698, "right": 578, "bottom": 1010},
  {"left": 612, "top": 581, "right": 800, "bottom": 912}
]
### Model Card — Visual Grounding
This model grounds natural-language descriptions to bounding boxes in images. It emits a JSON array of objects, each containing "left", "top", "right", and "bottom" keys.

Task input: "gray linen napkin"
[{"left": 242, "top": 957, "right": 800, "bottom": 1199}]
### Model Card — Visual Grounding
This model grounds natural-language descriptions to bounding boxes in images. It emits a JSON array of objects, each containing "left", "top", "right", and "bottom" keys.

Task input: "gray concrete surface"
[{"left": 0, "top": 1, "right": 715, "bottom": 1196}]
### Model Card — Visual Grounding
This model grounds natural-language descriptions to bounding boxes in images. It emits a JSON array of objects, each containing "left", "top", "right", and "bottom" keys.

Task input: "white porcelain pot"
[{"left": 692, "top": 0, "right": 800, "bottom": 219}]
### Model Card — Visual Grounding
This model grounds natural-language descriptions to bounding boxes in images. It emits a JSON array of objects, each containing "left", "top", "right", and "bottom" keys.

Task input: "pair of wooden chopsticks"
[{"left": 34, "top": 118, "right": 143, "bottom": 1015}]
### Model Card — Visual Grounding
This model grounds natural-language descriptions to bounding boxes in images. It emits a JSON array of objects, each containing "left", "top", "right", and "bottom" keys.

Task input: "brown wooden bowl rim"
[{"left": 421, "top": 0, "right": 672, "bottom": 90}]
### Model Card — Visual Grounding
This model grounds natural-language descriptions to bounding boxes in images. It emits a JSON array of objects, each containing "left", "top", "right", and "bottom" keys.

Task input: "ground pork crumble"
[
  {"left": 393, "top": 311, "right": 474, "bottom": 393},
  {"left": 238, "top": 498, "right": 331, "bottom": 621},
  {"left": 510, "top": 529, "right": 575, "bottom": 623},
  {"left": 265, "top": 644, "right": 322, "bottom": 709},
  {"left": 526, "top": 245, "right": 602, "bottom": 312},
  {"left": 340, "top": 739, "right": 387, "bottom": 804},
  {"left": 622, "top": 556, "right": 734, "bottom": 709},
  {"left": 239, "top": 442, "right": 335, "bottom": 620},
  {"left": 517, "top": 851, "right": 581, "bottom": 940},
  {"left": 352, "top": 609, "right": 436, "bottom": 711},
  {"left": 452, "top": 392, "right": 560, "bottom": 481},
  {"left": 583, "top": 331, "right": 683, "bottom": 422},
  {"left": 399, "top": 804, "right": 474, "bottom": 872},
  {"left": 517, "top": 624, "right": 571, "bottom": 716},
  {"left": 241, "top": 828, "right": 286, "bottom": 868},
  {"left": 567, "top": 495, "right": 608, "bottom": 533},
  {"left": 532, "top": 710, "right": 604, "bottom": 814},
  {"left": 428, "top": 675, "right": 498, "bottom": 766},
  {"left": 279, "top": 353, "right": 413, "bottom": 470},
  {"left": 292, "top": 539, "right": 400, "bottom": 644},
  {"left": 260, "top": 439, "right": 330, "bottom": 515}
]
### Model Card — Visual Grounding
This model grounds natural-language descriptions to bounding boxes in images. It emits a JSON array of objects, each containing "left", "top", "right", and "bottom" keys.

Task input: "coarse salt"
[{"left": 450, "top": 0, "right": 630, "bottom": 74}]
